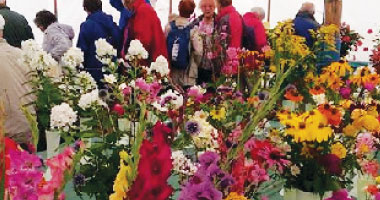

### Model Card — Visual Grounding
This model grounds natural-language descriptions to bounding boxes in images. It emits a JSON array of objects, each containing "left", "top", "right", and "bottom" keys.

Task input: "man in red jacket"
[
  {"left": 215, "top": 0, "right": 243, "bottom": 49},
  {"left": 243, "top": 7, "right": 267, "bottom": 52},
  {"left": 122, "top": 0, "right": 168, "bottom": 63}
]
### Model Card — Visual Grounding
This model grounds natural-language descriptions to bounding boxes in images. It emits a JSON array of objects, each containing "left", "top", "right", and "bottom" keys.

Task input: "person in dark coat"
[
  {"left": 0, "top": 0, "right": 34, "bottom": 48},
  {"left": 294, "top": 2, "right": 320, "bottom": 47},
  {"left": 77, "top": 0, "right": 121, "bottom": 85}
]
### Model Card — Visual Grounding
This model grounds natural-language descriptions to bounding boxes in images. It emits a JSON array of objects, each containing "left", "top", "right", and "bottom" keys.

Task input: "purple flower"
[
  {"left": 185, "top": 121, "right": 201, "bottom": 135},
  {"left": 220, "top": 174, "right": 235, "bottom": 189},
  {"left": 339, "top": 87, "right": 351, "bottom": 99},
  {"left": 73, "top": 174, "right": 86, "bottom": 187},
  {"left": 179, "top": 180, "right": 222, "bottom": 200},
  {"left": 199, "top": 152, "right": 220, "bottom": 169}
]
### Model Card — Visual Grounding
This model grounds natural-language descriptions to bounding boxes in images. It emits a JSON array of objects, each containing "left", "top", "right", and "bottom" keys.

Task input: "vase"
[
  {"left": 45, "top": 130, "right": 60, "bottom": 159},
  {"left": 284, "top": 189, "right": 331, "bottom": 200}
]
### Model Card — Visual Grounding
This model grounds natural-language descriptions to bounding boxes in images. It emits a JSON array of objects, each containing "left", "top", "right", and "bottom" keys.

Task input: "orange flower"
[
  {"left": 318, "top": 104, "right": 342, "bottom": 126},
  {"left": 364, "top": 73, "right": 380, "bottom": 85},
  {"left": 309, "top": 85, "right": 325, "bottom": 95},
  {"left": 367, "top": 184, "right": 379, "bottom": 195},
  {"left": 247, "top": 96, "right": 259, "bottom": 106},
  {"left": 284, "top": 89, "right": 304, "bottom": 102}
]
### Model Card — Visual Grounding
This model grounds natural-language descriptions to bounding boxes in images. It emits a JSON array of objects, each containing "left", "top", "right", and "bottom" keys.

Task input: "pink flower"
[
  {"left": 339, "top": 87, "right": 351, "bottom": 99},
  {"left": 261, "top": 196, "right": 269, "bottom": 200},
  {"left": 364, "top": 82, "right": 376, "bottom": 91},
  {"left": 123, "top": 86, "right": 132, "bottom": 96},
  {"left": 356, "top": 133, "right": 375, "bottom": 156},
  {"left": 368, "top": 29, "right": 373, "bottom": 34},
  {"left": 375, "top": 192, "right": 380, "bottom": 200},
  {"left": 221, "top": 64, "right": 238, "bottom": 76},
  {"left": 325, "top": 189, "right": 353, "bottom": 200},
  {"left": 361, "top": 160, "right": 379, "bottom": 177},
  {"left": 226, "top": 47, "right": 239, "bottom": 60},
  {"left": 135, "top": 78, "right": 150, "bottom": 92},
  {"left": 246, "top": 163, "right": 269, "bottom": 185}
]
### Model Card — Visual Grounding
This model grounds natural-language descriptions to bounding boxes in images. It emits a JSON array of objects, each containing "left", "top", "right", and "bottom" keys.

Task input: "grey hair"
[
  {"left": 299, "top": 2, "right": 315, "bottom": 14},
  {"left": 250, "top": 7, "right": 265, "bottom": 20}
]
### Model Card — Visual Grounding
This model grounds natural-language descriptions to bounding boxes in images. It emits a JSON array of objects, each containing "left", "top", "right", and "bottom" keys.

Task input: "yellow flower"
[
  {"left": 300, "top": 143, "right": 314, "bottom": 158},
  {"left": 343, "top": 124, "right": 359, "bottom": 138},
  {"left": 225, "top": 192, "right": 248, "bottom": 200},
  {"left": 327, "top": 61, "right": 352, "bottom": 77},
  {"left": 360, "top": 115, "right": 380, "bottom": 132},
  {"left": 351, "top": 109, "right": 367, "bottom": 120},
  {"left": 109, "top": 151, "right": 132, "bottom": 200},
  {"left": 331, "top": 142, "right": 347, "bottom": 159},
  {"left": 210, "top": 107, "right": 226, "bottom": 121},
  {"left": 376, "top": 176, "right": 380, "bottom": 184},
  {"left": 339, "top": 100, "right": 352, "bottom": 109}
]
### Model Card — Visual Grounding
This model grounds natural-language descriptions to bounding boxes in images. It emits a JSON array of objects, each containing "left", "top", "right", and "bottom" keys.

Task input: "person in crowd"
[
  {"left": 165, "top": 0, "right": 199, "bottom": 88},
  {"left": 294, "top": 2, "right": 320, "bottom": 47},
  {"left": 122, "top": 0, "right": 168, "bottom": 63},
  {"left": 0, "top": 14, "right": 35, "bottom": 145},
  {"left": 34, "top": 10, "right": 75, "bottom": 62},
  {"left": 109, "top": 0, "right": 150, "bottom": 30},
  {"left": 189, "top": 0, "right": 217, "bottom": 85},
  {"left": 243, "top": 7, "right": 267, "bottom": 51},
  {"left": 77, "top": 0, "right": 121, "bottom": 84},
  {"left": 0, "top": 0, "right": 34, "bottom": 48},
  {"left": 215, "top": 0, "right": 243, "bottom": 49}
]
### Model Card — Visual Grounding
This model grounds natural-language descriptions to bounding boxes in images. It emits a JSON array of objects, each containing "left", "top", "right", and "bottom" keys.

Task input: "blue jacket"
[
  {"left": 294, "top": 11, "right": 320, "bottom": 47},
  {"left": 77, "top": 11, "right": 121, "bottom": 84},
  {"left": 110, "top": 0, "right": 150, "bottom": 30}
]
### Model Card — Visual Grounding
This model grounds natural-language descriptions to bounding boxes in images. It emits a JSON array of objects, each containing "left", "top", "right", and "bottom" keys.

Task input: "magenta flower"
[
  {"left": 364, "top": 82, "right": 375, "bottom": 91},
  {"left": 325, "top": 189, "right": 353, "bottom": 200},
  {"left": 135, "top": 78, "right": 150, "bottom": 92},
  {"left": 319, "top": 154, "right": 342, "bottom": 175},
  {"left": 339, "top": 87, "right": 351, "bottom": 99}
]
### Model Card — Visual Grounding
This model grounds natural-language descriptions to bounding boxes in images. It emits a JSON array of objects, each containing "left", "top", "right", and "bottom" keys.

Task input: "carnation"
[
  {"left": 61, "top": 47, "right": 84, "bottom": 70},
  {"left": 148, "top": 55, "right": 170, "bottom": 76},
  {"left": 78, "top": 89, "right": 107, "bottom": 110},
  {"left": 50, "top": 103, "right": 78, "bottom": 131},
  {"left": 126, "top": 39, "right": 148, "bottom": 60}
]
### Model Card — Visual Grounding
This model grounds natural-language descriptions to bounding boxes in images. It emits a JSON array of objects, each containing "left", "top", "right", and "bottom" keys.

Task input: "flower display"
[
  {"left": 61, "top": 47, "right": 84, "bottom": 70},
  {"left": 126, "top": 39, "right": 148, "bottom": 60},
  {"left": 50, "top": 103, "right": 77, "bottom": 131},
  {"left": 78, "top": 89, "right": 107, "bottom": 110}
]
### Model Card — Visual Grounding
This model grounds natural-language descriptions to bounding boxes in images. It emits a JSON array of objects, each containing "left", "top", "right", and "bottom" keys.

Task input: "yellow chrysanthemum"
[
  {"left": 331, "top": 142, "right": 347, "bottom": 159},
  {"left": 224, "top": 192, "right": 248, "bottom": 200},
  {"left": 210, "top": 107, "right": 226, "bottom": 121}
]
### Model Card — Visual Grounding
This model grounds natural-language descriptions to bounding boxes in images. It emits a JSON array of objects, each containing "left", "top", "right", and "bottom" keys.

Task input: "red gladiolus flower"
[
  {"left": 128, "top": 122, "right": 173, "bottom": 200},
  {"left": 0, "top": 137, "right": 18, "bottom": 188}
]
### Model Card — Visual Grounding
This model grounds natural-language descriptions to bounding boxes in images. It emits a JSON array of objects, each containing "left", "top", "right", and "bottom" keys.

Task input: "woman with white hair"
[
  {"left": 294, "top": 2, "right": 320, "bottom": 47},
  {"left": 242, "top": 7, "right": 267, "bottom": 51}
]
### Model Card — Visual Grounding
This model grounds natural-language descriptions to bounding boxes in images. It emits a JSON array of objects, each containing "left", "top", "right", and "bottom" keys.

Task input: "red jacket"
[
  {"left": 243, "top": 12, "right": 267, "bottom": 51},
  {"left": 216, "top": 5, "right": 243, "bottom": 48},
  {"left": 125, "top": 0, "right": 168, "bottom": 62},
  {"left": 0, "top": 137, "right": 18, "bottom": 188}
]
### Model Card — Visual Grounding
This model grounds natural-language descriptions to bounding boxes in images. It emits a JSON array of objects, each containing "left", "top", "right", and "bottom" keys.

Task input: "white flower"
[
  {"left": 148, "top": 55, "right": 170, "bottom": 76},
  {"left": 61, "top": 47, "right": 84, "bottom": 70},
  {"left": 156, "top": 89, "right": 184, "bottom": 111},
  {"left": 50, "top": 103, "right": 77, "bottom": 130},
  {"left": 20, "top": 39, "right": 59, "bottom": 72},
  {"left": 103, "top": 74, "right": 117, "bottom": 84},
  {"left": 74, "top": 71, "right": 97, "bottom": 93},
  {"left": 290, "top": 165, "right": 300, "bottom": 176},
  {"left": 119, "top": 83, "right": 127, "bottom": 90},
  {"left": 126, "top": 40, "right": 148, "bottom": 60},
  {"left": 78, "top": 89, "right": 107, "bottom": 110},
  {"left": 312, "top": 94, "right": 326, "bottom": 105},
  {"left": 171, "top": 150, "right": 198, "bottom": 176},
  {"left": 95, "top": 38, "right": 117, "bottom": 57}
]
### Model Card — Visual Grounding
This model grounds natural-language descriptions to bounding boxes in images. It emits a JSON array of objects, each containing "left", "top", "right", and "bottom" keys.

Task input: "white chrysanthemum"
[
  {"left": 95, "top": 38, "right": 117, "bottom": 57},
  {"left": 50, "top": 103, "right": 77, "bottom": 131},
  {"left": 148, "top": 55, "right": 170, "bottom": 76},
  {"left": 103, "top": 74, "right": 117, "bottom": 84},
  {"left": 61, "top": 47, "right": 84, "bottom": 70},
  {"left": 171, "top": 151, "right": 198, "bottom": 176},
  {"left": 78, "top": 89, "right": 107, "bottom": 110},
  {"left": 126, "top": 40, "right": 148, "bottom": 60}
]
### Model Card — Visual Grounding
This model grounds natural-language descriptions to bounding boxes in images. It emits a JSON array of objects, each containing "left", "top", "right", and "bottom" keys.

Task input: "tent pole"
[
  {"left": 54, "top": 0, "right": 58, "bottom": 18},
  {"left": 169, "top": 0, "right": 173, "bottom": 15},
  {"left": 267, "top": 0, "right": 271, "bottom": 22}
]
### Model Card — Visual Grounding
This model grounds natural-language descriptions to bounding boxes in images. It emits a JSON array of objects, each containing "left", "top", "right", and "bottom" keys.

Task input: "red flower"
[
  {"left": 364, "top": 47, "right": 369, "bottom": 51},
  {"left": 358, "top": 40, "right": 363, "bottom": 46},
  {"left": 112, "top": 104, "right": 125, "bottom": 116},
  {"left": 368, "top": 29, "right": 373, "bottom": 34},
  {"left": 342, "top": 36, "right": 351, "bottom": 43},
  {"left": 367, "top": 184, "right": 379, "bottom": 195},
  {"left": 319, "top": 154, "right": 342, "bottom": 175},
  {"left": 129, "top": 122, "right": 173, "bottom": 200}
]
